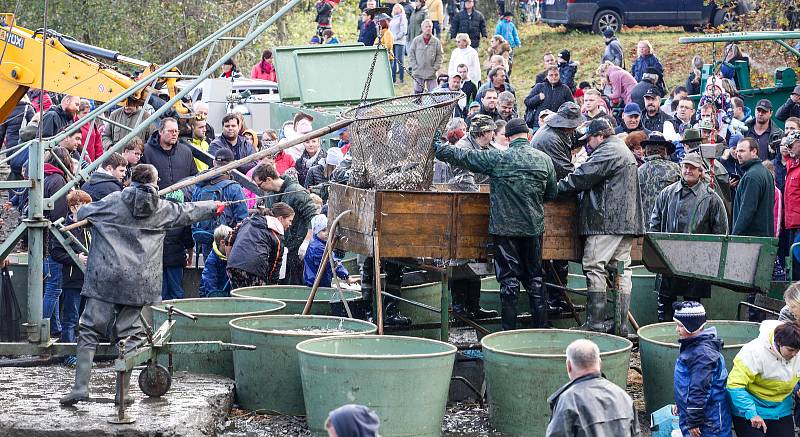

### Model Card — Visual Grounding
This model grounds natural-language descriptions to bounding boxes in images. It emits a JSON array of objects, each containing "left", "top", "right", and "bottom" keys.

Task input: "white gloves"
[{"left": 298, "top": 239, "right": 310, "bottom": 258}]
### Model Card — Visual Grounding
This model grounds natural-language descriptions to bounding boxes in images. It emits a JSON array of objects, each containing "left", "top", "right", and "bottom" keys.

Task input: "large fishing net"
[{"left": 342, "top": 92, "right": 462, "bottom": 191}]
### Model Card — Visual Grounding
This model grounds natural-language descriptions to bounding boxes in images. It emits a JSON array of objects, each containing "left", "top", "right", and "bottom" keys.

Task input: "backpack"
[{"left": 191, "top": 179, "right": 237, "bottom": 245}]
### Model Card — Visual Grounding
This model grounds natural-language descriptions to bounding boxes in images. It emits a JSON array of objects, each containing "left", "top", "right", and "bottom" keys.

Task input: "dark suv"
[{"left": 540, "top": 0, "right": 756, "bottom": 33}]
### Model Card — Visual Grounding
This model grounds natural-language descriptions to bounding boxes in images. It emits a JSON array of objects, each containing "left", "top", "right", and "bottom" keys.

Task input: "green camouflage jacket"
[
  {"left": 435, "top": 137, "right": 557, "bottom": 237},
  {"left": 637, "top": 155, "right": 680, "bottom": 219}
]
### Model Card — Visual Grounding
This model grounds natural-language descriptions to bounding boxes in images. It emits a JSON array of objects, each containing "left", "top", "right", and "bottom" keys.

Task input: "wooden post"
[
  {"left": 373, "top": 232, "right": 384, "bottom": 335},
  {"left": 440, "top": 267, "right": 451, "bottom": 342}
]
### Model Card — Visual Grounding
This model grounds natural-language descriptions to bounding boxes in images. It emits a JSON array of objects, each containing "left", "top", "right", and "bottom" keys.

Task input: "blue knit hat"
[{"left": 673, "top": 301, "right": 707, "bottom": 334}]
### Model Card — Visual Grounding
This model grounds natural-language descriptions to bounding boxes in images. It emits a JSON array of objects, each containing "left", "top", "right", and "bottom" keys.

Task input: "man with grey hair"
[
  {"left": 546, "top": 339, "right": 640, "bottom": 437},
  {"left": 407, "top": 19, "right": 443, "bottom": 93},
  {"left": 496, "top": 91, "right": 517, "bottom": 122},
  {"left": 192, "top": 101, "right": 216, "bottom": 144}
]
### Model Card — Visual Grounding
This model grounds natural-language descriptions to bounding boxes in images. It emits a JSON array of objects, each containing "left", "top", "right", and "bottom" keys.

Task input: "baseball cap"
[
  {"left": 643, "top": 87, "right": 662, "bottom": 99},
  {"left": 623, "top": 103, "right": 642, "bottom": 116},
  {"left": 756, "top": 99, "right": 773, "bottom": 111},
  {"left": 214, "top": 148, "right": 235, "bottom": 163},
  {"left": 469, "top": 114, "right": 497, "bottom": 135},
  {"left": 578, "top": 118, "right": 611, "bottom": 141},
  {"left": 680, "top": 152, "right": 704, "bottom": 170}
]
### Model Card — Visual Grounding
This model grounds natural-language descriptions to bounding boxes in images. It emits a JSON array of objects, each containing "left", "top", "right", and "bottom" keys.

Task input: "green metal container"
[
  {"left": 482, "top": 329, "right": 633, "bottom": 437},
  {"left": 638, "top": 320, "right": 759, "bottom": 414},
  {"left": 631, "top": 265, "right": 658, "bottom": 327},
  {"left": 229, "top": 315, "right": 377, "bottom": 414},
  {"left": 706, "top": 285, "right": 746, "bottom": 320},
  {"left": 151, "top": 297, "right": 285, "bottom": 378},
  {"left": 297, "top": 335, "right": 457, "bottom": 437},
  {"left": 231, "top": 285, "right": 361, "bottom": 315}
]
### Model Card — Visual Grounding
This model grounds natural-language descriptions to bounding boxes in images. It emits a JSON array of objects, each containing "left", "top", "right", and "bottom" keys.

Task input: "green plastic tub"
[
  {"left": 230, "top": 315, "right": 377, "bottom": 414},
  {"left": 638, "top": 320, "right": 759, "bottom": 414},
  {"left": 297, "top": 335, "right": 457, "bottom": 437},
  {"left": 231, "top": 285, "right": 361, "bottom": 315},
  {"left": 630, "top": 265, "right": 658, "bottom": 327},
  {"left": 151, "top": 297, "right": 285, "bottom": 378},
  {"left": 482, "top": 329, "right": 633, "bottom": 437}
]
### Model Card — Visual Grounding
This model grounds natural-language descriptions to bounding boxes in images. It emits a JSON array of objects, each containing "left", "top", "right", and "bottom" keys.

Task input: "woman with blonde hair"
[
  {"left": 448, "top": 33, "right": 481, "bottom": 84},
  {"left": 597, "top": 60, "right": 637, "bottom": 106}
]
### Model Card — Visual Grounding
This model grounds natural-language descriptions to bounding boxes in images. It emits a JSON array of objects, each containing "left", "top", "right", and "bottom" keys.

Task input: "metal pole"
[{"left": 24, "top": 139, "right": 46, "bottom": 343}]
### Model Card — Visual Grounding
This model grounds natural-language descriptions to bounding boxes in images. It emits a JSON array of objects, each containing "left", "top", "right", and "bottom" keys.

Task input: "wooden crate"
[{"left": 328, "top": 183, "right": 595, "bottom": 260}]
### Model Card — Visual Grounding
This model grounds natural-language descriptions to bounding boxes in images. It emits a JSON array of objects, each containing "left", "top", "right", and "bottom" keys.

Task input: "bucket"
[
  {"left": 151, "top": 297, "right": 285, "bottom": 378},
  {"left": 297, "top": 335, "right": 456, "bottom": 437},
  {"left": 231, "top": 285, "right": 361, "bottom": 315},
  {"left": 229, "top": 315, "right": 377, "bottom": 414},
  {"left": 638, "top": 320, "right": 759, "bottom": 414},
  {"left": 482, "top": 329, "right": 633, "bottom": 437}
]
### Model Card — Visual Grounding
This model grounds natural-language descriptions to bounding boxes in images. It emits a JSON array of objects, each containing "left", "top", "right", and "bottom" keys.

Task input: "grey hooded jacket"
[
  {"left": 557, "top": 136, "right": 645, "bottom": 236},
  {"left": 78, "top": 184, "right": 216, "bottom": 306}
]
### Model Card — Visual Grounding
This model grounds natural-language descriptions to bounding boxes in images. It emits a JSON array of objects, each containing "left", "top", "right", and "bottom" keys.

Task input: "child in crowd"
[
  {"left": 303, "top": 214, "right": 356, "bottom": 288},
  {"left": 199, "top": 225, "right": 232, "bottom": 297},
  {"left": 673, "top": 301, "right": 732, "bottom": 437},
  {"left": 161, "top": 189, "right": 194, "bottom": 300}
]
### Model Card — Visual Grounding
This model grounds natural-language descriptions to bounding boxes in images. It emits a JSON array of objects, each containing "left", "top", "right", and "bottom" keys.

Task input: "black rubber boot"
[
  {"left": 449, "top": 278, "right": 470, "bottom": 318},
  {"left": 60, "top": 346, "right": 95, "bottom": 405},
  {"left": 501, "top": 300, "right": 517, "bottom": 331},
  {"left": 657, "top": 294, "right": 676, "bottom": 323},
  {"left": 464, "top": 277, "right": 497, "bottom": 320},
  {"left": 528, "top": 278, "right": 550, "bottom": 328},
  {"left": 579, "top": 292, "right": 607, "bottom": 332},
  {"left": 617, "top": 292, "right": 632, "bottom": 337},
  {"left": 384, "top": 301, "right": 411, "bottom": 326}
]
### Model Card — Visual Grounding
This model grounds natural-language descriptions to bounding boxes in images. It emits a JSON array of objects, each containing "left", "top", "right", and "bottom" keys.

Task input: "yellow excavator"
[{"left": 0, "top": 13, "right": 187, "bottom": 123}]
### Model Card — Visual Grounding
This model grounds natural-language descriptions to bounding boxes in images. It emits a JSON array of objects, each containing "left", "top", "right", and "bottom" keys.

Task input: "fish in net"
[{"left": 343, "top": 92, "right": 463, "bottom": 191}]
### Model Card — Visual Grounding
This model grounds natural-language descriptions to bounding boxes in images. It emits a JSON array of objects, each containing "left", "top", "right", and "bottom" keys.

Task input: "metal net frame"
[{"left": 341, "top": 91, "right": 463, "bottom": 191}]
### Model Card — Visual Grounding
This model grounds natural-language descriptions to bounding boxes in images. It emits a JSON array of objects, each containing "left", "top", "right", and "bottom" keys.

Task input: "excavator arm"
[{"left": 0, "top": 13, "right": 186, "bottom": 123}]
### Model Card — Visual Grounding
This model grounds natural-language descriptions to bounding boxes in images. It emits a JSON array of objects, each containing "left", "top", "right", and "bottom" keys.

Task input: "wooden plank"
[
  {"left": 333, "top": 228, "right": 374, "bottom": 256},
  {"left": 328, "top": 184, "right": 376, "bottom": 235},
  {"left": 379, "top": 213, "right": 451, "bottom": 235}
]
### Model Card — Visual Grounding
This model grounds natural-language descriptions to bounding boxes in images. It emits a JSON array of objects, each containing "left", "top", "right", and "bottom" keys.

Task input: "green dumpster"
[
  {"left": 482, "top": 329, "right": 633, "bottom": 437},
  {"left": 638, "top": 320, "right": 759, "bottom": 414},
  {"left": 297, "top": 335, "right": 456, "bottom": 437},
  {"left": 230, "top": 315, "right": 376, "bottom": 414}
]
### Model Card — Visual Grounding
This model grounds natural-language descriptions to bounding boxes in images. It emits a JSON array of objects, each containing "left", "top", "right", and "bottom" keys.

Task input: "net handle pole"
[{"left": 62, "top": 118, "right": 354, "bottom": 232}]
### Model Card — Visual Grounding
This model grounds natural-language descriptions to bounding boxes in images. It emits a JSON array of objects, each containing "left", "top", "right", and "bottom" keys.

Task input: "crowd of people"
[{"left": 5, "top": 2, "right": 800, "bottom": 434}]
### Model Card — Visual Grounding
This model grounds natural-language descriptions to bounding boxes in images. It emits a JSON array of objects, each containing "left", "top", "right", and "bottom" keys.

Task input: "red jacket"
[
  {"left": 78, "top": 118, "right": 103, "bottom": 162},
  {"left": 784, "top": 157, "right": 800, "bottom": 229},
  {"left": 274, "top": 151, "right": 295, "bottom": 175}
]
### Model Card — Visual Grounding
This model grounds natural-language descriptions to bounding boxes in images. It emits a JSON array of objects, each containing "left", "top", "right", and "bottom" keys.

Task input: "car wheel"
[{"left": 592, "top": 10, "right": 622, "bottom": 34}]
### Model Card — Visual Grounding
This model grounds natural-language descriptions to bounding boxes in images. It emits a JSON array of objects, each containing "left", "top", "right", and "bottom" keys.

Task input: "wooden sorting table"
[{"left": 327, "top": 183, "right": 643, "bottom": 338}]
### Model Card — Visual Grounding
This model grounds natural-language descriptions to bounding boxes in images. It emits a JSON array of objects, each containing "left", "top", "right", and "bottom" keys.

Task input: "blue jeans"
[
  {"left": 42, "top": 257, "right": 62, "bottom": 335},
  {"left": 392, "top": 44, "right": 405, "bottom": 83},
  {"left": 162, "top": 266, "right": 185, "bottom": 301},
  {"left": 60, "top": 287, "right": 82, "bottom": 343}
]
